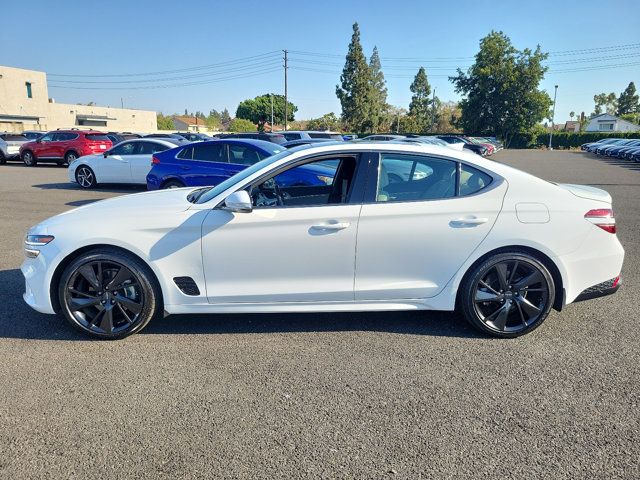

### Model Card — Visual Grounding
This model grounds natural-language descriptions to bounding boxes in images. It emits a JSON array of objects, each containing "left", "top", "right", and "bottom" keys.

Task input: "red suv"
[{"left": 20, "top": 129, "right": 112, "bottom": 167}]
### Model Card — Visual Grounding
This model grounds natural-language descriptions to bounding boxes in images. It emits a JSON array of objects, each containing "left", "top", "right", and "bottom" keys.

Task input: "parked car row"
[
  {"left": 360, "top": 134, "right": 503, "bottom": 156},
  {"left": 581, "top": 137, "right": 640, "bottom": 161}
]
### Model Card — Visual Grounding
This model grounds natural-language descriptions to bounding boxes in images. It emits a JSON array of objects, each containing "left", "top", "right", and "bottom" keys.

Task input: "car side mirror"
[
  {"left": 103, "top": 151, "right": 109, "bottom": 158},
  {"left": 223, "top": 190, "right": 252, "bottom": 213}
]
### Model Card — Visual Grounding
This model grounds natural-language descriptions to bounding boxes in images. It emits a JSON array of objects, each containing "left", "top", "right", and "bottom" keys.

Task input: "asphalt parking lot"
[{"left": 0, "top": 150, "right": 638, "bottom": 479}]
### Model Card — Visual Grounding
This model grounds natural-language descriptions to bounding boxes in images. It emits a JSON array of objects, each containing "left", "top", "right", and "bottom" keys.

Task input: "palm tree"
[{"left": 569, "top": 111, "right": 575, "bottom": 121}]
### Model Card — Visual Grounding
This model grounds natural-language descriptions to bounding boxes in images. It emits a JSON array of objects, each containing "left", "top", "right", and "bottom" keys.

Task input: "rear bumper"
[{"left": 574, "top": 277, "right": 620, "bottom": 303}]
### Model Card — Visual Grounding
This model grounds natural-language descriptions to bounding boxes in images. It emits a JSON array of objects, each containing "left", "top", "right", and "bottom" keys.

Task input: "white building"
[
  {"left": 0, "top": 65, "right": 157, "bottom": 133},
  {"left": 584, "top": 113, "right": 640, "bottom": 133}
]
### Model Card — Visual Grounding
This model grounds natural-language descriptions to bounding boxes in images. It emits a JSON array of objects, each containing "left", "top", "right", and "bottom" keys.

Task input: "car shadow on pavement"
[
  {"left": 583, "top": 153, "right": 640, "bottom": 172},
  {"left": 0, "top": 268, "right": 481, "bottom": 340},
  {"left": 32, "top": 182, "right": 146, "bottom": 193}
]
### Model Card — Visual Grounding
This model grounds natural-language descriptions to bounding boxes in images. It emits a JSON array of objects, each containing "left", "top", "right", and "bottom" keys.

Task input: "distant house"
[
  {"left": 563, "top": 121, "right": 580, "bottom": 132},
  {"left": 584, "top": 113, "right": 640, "bottom": 132},
  {"left": 172, "top": 115, "right": 207, "bottom": 132}
]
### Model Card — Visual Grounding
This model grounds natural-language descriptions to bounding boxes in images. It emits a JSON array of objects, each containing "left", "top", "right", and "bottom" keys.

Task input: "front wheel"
[
  {"left": 75, "top": 165, "right": 97, "bottom": 188},
  {"left": 22, "top": 151, "right": 37, "bottom": 167},
  {"left": 161, "top": 180, "right": 185, "bottom": 189},
  {"left": 58, "top": 248, "right": 162, "bottom": 339},
  {"left": 459, "top": 252, "right": 555, "bottom": 337}
]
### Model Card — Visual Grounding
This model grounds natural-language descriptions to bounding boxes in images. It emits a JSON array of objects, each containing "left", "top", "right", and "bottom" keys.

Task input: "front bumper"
[{"left": 21, "top": 249, "right": 59, "bottom": 315}]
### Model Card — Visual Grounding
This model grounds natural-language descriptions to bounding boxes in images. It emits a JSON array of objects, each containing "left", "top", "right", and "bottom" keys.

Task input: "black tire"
[
  {"left": 58, "top": 248, "right": 162, "bottom": 339},
  {"left": 0, "top": 151, "right": 6, "bottom": 165},
  {"left": 75, "top": 165, "right": 97, "bottom": 189},
  {"left": 161, "top": 180, "right": 185, "bottom": 189},
  {"left": 459, "top": 252, "right": 555, "bottom": 338},
  {"left": 22, "top": 150, "right": 37, "bottom": 167},
  {"left": 64, "top": 151, "right": 79, "bottom": 165}
]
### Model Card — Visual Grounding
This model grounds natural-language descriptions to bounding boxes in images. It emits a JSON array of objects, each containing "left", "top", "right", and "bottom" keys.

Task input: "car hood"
[
  {"left": 33, "top": 188, "right": 195, "bottom": 231},
  {"left": 557, "top": 183, "right": 612, "bottom": 204}
]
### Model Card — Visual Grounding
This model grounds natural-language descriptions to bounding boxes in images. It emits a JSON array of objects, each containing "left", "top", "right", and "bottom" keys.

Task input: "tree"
[
  {"left": 450, "top": 31, "right": 552, "bottom": 146},
  {"left": 367, "top": 46, "right": 388, "bottom": 133},
  {"left": 592, "top": 92, "right": 617, "bottom": 116},
  {"left": 336, "top": 23, "right": 373, "bottom": 132},
  {"left": 409, "top": 67, "right": 433, "bottom": 133},
  {"left": 616, "top": 82, "right": 639, "bottom": 115},
  {"left": 569, "top": 111, "right": 575, "bottom": 120},
  {"left": 434, "top": 101, "right": 462, "bottom": 133},
  {"left": 306, "top": 112, "right": 341, "bottom": 131},
  {"left": 236, "top": 94, "right": 297, "bottom": 131},
  {"left": 228, "top": 118, "right": 256, "bottom": 132},
  {"left": 156, "top": 113, "right": 174, "bottom": 130},
  {"left": 220, "top": 108, "right": 231, "bottom": 125}
]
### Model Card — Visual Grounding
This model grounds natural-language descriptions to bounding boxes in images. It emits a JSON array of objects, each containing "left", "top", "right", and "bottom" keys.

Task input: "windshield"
[{"left": 195, "top": 149, "right": 295, "bottom": 204}]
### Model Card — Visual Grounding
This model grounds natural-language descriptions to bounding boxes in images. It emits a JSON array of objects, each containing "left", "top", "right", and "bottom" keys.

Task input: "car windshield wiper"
[{"left": 187, "top": 187, "right": 212, "bottom": 203}]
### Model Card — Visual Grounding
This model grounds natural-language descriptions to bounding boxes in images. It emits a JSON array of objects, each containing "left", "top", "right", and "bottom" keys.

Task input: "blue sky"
[{"left": 2, "top": 0, "right": 639, "bottom": 124}]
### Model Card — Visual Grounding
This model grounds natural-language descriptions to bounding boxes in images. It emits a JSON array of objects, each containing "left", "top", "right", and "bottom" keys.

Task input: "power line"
[
  {"left": 48, "top": 67, "right": 282, "bottom": 90},
  {"left": 47, "top": 51, "right": 281, "bottom": 78}
]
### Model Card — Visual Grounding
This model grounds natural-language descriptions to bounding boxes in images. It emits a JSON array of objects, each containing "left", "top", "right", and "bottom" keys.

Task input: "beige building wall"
[{"left": 0, "top": 65, "right": 157, "bottom": 133}]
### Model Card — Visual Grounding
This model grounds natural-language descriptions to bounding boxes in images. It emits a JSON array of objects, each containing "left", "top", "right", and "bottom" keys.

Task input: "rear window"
[
  {"left": 85, "top": 134, "right": 111, "bottom": 141},
  {"left": 0, "top": 134, "right": 27, "bottom": 141},
  {"left": 268, "top": 134, "right": 286, "bottom": 144},
  {"left": 308, "top": 133, "right": 343, "bottom": 140}
]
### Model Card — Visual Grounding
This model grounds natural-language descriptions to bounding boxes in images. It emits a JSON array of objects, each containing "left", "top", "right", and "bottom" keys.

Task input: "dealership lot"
[{"left": 0, "top": 150, "right": 638, "bottom": 478}]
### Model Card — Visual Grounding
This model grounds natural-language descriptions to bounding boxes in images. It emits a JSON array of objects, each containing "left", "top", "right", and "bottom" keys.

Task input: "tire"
[
  {"left": 58, "top": 248, "right": 162, "bottom": 339},
  {"left": 22, "top": 150, "right": 37, "bottom": 167},
  {"left": 75, "top": 165, "right": 97, "bottom": 189},
  {"left": 161, "top": 180, "right": 185, "bottom": 189},
  {"left": 0, "top": 151, "right": 6, "bottom": 165},
  {"left": 459, "top": 252, "right": 555, "bottom": 338},
  {"left": 64, "top": 151, "right": 78, "bottom": 165}
]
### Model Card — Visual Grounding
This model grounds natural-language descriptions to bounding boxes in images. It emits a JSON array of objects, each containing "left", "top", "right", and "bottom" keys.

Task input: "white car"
[
  {"left": 68, "top": 138, "right": 179, "bottom": 188},
  {"left": 23, "top": 143, "right": 624, "bottom": 339}
]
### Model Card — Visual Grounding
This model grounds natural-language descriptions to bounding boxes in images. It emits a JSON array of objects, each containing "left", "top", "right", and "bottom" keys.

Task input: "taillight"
[
  {"left": 584, "top": 208, "right": 616, "bottom": 234},
  {"left": 152, "top": 156, "right": 160, "bottom": 165}
]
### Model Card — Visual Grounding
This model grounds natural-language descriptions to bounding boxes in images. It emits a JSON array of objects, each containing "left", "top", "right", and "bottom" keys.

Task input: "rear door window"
[
  {"left": 86, "top": 134, "right": 110, "bottom": 141},
  {"left": 229, "top": 144, "right": 263, "bottom": 165},
  {"left": 192, "top": 143, "right": 226, "bottom": 162}
]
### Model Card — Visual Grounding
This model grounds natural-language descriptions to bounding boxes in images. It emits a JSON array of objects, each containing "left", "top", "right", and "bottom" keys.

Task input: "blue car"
[{"left": 147, "top": 139, "right": 335, "bottom": 190}]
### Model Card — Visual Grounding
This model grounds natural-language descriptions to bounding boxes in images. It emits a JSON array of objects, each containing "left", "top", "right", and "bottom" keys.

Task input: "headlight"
[
  {"left": 24, "top": 235, "right": 54, "bottom": 258},
  {"left": 316, "top": 175, "right": 333, "bottom": 185}
]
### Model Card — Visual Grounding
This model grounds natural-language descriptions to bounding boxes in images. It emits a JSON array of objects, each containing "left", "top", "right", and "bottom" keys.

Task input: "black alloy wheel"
[
  {"left": 460, "top": 252, "right": 555, "bottom": 337},
  {"left": 59, "top": 249, "right": 161, "bottom": 339}
]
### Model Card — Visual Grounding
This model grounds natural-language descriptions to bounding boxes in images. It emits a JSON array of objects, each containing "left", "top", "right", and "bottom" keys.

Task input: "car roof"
[{"left": 208, "top": 138, "right": 283, "bottom": 151}]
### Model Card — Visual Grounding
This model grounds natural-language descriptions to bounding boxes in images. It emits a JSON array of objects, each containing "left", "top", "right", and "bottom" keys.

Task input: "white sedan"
[
  {"left": 23, "top": 142, "right": 624, "bottom": 339},
  {"left": 68, "top": 138, "right": 179, "bottom": 188}
]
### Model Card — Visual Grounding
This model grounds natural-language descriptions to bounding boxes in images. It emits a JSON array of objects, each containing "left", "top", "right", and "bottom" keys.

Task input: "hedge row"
[{"left": 508, "top": 131, "right": 640, "bottom": 149}]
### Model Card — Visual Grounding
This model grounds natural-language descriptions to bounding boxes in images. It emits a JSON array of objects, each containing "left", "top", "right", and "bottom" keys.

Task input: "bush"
[
  {"left": 509, "top": 131, "right": 639, "bottom": 149},
  {"left": 228, "top": 118, "right": 256, "bottom": 132}
]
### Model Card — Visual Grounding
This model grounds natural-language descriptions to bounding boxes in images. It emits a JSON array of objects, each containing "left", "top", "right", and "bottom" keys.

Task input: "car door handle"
[
  {"left": 449, "top": 217, "right": 489, "bottom": 227},
  {"left": 180, "top": 165, "right": 190, "bottom": 170},
  {"left": 310, "top": 222, "right": 350, "bottom": 231}
]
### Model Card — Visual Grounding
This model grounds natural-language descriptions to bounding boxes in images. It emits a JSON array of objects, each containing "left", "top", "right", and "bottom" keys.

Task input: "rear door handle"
[
  {"left": 449, "top": 217, "right": 489, "bottom": 227},
  {"left": 311, "top": 222, "right": 350, "bottom": 231}
]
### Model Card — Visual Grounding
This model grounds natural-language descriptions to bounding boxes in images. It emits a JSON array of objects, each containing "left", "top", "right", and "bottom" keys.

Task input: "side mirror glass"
[{"left": 223, "top": 190, "right": 252, "bottom": 213}]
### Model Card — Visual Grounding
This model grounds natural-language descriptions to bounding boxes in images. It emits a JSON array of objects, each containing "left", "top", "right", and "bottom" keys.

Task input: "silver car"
[{"left": 0, "top": 133, "right": 29, "bottom": 164}]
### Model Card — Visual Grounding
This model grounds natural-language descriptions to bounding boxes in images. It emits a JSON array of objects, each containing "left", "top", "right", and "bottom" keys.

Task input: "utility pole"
[
  {"left": 549, "top": 84, "right": 558, "bottom": 150},
  {"left": 431, "top": 88, "right": 436, "bottom": 132},
  {"left": 270, "top": 94, "right": 274, "bottom": 132},
  {"left": 283, "top": 49, "right": 288, "bottom": 131},
  {"left": 396, "top": 113, "right": 400, "bottom": 134},
  {"left": 120, "top": 97, "right": 124, "bottom": 109}
]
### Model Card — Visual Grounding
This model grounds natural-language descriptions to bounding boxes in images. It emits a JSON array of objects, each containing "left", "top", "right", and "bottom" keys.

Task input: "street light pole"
[
  {"left": 271, "top": 94, "right": 274, "bottom": 132},
  {"left": 549, "top": 84, "right": 558, "bottom": 150}
]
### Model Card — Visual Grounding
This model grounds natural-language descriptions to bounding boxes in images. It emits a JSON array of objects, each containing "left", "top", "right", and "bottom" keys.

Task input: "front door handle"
[
  {"left": 449, "top": 216, "right": 489, "bottom": 227},
  {"left": 180, "top": 165, "right": 190, "bottom": 170},
  {"left": 310, "top": 222, "right": 350, "bottom": 231}
]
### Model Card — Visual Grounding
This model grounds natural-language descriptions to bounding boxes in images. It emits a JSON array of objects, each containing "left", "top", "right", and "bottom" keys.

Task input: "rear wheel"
[
  {"left": 161, "top": 180, "right": 185, "bottom": 189},
  {"left": 0, "top": 151, "right": 6, "bottom": 165},
  {"left": 64, "top": 151, "right": 78, "bottom": 165},
  {"left": 459, "top": 252, "right": 555, "bottom": 337},
  {"left": 75, "top": 165, "right": 97, "bottom": 188},
  {"left": 58, "top": 248, "right": 162, "bottom": 339},
  {"left": 22, "top": 151, "right": 37, "bottom": 167}
]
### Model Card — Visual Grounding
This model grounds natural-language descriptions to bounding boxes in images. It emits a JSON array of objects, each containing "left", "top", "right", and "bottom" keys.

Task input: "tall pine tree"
[
  {"left": 409, "top": 67, "right": 432, "bottom": 133},
  {"left": 336, "top": 23, "right": 372, "bottom": 132},
  {"left": 617, "top": 82, "right": 639, "bottom": 115},
  {"left": 368, "top": 46, "right": 388, "bottom": 133}
]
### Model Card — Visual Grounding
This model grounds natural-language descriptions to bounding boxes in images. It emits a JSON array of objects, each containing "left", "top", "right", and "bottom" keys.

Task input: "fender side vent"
[{"left": 173, "top": 277, "right": 200, "bottom": 296}]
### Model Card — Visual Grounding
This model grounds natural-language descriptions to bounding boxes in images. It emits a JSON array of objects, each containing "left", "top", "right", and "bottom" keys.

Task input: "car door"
[
  {"left": 129, "top": 141, "right": 170, "bottom": 183},
  {"left": 98, "top": 141, "right": 136, "bottom": 182},
  {"left": 200, "top": 153, "right": 368, "bottom": 303},
  {"left": 34, "top": 132, "right": 56, "bottom": 158},
  {"left": 355, "top": 152, "right": 507, "bottom": 300},
  {"left": 55, "top": 132, "right": 75, "bottom": 159},
  {"left": 179, "top": 142, "right": 230, "bottom": 186}
]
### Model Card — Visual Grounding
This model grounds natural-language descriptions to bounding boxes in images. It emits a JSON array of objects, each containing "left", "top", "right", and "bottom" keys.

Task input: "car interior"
[{"left": 250, "top": 156, "right": 355, "bottom": 208}]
